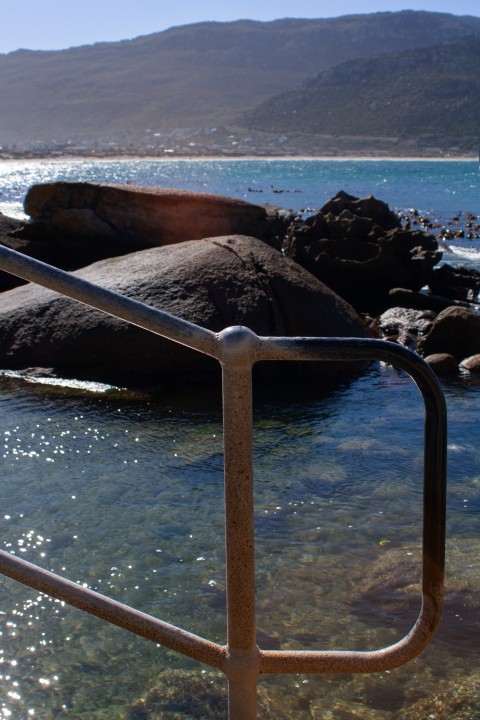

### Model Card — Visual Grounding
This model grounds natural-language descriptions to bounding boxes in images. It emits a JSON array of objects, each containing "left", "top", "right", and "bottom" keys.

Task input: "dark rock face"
[
  {"left": 320, "top": 190, "right": 401, "bottom": 230},
  {"left": 15, "top": 181, "right": 294, "bottom": 268},
  {"left": 284, "top": 190, "right": 441, "bottom": 313},
  {"left": 429, "top": 262, "right": 480, "bottom": 303},
  {"left": 0, "top": 213, "right": 32, "bottom": 292},
  {"left": 0, "top": 235, "right": 370, "bottom": 388},
  {"left": 418, "top": 306, "right": 480, "bottom": 361},
  {"left": 0, "top": 211, "right": 22, "bottom": 236},
  {"left": 387, "top": 287, "right": 469, "bottom": 313}
]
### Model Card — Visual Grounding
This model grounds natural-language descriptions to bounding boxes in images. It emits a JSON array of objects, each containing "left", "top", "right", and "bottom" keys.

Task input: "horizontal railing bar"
[
  {"left": 0, "top": 244, "right": 447, "bottom": 720},
  {"left": 0, "top": 245, "right": 219, "bottom": 359},
  {"left": 0, "top": 549, "right": 227, "bottom": 672},
  {"left": 257, "top": 334, "right": 442, "bottom": 373},
  {"left": 259, "top": 600, "right": 440, "bottom": 674}
]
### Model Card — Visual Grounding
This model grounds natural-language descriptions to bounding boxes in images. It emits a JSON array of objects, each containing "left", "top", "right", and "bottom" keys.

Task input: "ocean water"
[
  {"left": 0, "top": 159, "right": 479, "bottom": 719},
  {"left": 1, "top": 157, "right": 479, "bottom": 266}
]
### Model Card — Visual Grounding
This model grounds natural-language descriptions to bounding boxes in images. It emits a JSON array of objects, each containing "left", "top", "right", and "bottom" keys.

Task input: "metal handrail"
[{"left": 0, "top": 245, "right": 447, "bottom": 719}]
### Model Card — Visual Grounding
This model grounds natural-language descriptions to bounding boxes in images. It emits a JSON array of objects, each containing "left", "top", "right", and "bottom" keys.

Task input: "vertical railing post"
[
  {"left": 220, "top": 327, "right": 259, "bottom": 719},
  {"left": 0, "top": 246, "right": 447, "bottom": 718}
]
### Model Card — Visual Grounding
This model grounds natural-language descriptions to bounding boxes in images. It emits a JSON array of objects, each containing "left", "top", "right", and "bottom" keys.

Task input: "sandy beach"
[{"left": 0, "top": 153, "right": 478, "bottom": 165}]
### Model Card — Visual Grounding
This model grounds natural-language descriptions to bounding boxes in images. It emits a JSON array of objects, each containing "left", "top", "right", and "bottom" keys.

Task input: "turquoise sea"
[{"left": 0, "top": 159, "right": 479, "bottom": 719}]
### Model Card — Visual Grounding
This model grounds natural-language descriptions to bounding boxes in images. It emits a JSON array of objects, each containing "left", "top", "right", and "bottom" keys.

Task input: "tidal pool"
[{"left": 0, "top": 365, "right": 478, "bottom": 718}]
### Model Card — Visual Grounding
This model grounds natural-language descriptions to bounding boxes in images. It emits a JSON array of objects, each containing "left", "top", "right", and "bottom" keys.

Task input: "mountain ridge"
[
  {"left": 0, "top": 11, "right": 479, "bottom": 156},
  {"left": 240, "top": 35, "right": 480, "bottom": 150}
]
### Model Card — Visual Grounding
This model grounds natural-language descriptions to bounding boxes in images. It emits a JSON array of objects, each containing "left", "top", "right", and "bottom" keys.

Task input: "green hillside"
[
  {"left": 0, "top": 11, "right": 479, "bottom": 151},
  {"left": 241, "top": 36, "right": 480, "bottom": 150}
]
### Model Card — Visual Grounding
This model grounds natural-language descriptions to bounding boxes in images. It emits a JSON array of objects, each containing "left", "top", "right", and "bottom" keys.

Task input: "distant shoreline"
[{"left": 0, "top": 153, "right": 477, "bottom": 164}]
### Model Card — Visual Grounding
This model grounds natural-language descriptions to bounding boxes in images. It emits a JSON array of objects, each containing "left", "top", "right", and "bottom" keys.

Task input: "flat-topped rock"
[{"left": 18, "top": 181, "right": 294, "bottom": 262}]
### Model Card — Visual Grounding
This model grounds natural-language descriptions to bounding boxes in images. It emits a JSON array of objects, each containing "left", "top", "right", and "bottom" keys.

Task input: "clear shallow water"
[
  {"left": 0, "top": 159, "right": 479, "bottom": 718},
  {"left": 0, "top": 367, "right": 478, "bottom": 719}
]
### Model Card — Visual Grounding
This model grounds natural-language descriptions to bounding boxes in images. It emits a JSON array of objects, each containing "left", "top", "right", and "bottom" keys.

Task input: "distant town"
[{"left": 0, "top": 125, "right": 471, "bottom": 160}]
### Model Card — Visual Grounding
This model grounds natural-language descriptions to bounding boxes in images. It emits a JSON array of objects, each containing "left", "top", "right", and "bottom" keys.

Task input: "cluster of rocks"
[
  {"left": 284, "top": 189, "right": 441, "bottom": 314},
  {"left": 283, "top": 190, "right": 480, "bottom": 380},
  {"left": 0, "top": 181, "right": 479, "bottom": 388},
  {"left": 0, "top": 183, "right": 370, "bottom": 390}
]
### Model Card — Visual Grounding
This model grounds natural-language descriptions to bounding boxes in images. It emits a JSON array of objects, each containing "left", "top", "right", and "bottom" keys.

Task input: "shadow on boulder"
[{"left": 0, "top": 235, "right": 371, "bottom": 391}]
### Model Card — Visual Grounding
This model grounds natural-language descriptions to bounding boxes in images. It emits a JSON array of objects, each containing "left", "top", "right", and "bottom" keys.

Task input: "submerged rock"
[
  {"left": 351, "top": 540, "right": 480, "bottom": 655},
  {"left": 397, "top": 670, "right": 480, "bottom": 719},
  {"left": 123, "top": 669, "right": 289, "bottom": 719},
  {"left": 0, "top": 234, "right": 370, "bottom": 389}
]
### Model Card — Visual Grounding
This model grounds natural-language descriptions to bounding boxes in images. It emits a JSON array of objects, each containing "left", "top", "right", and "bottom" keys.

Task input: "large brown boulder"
[
  {"left": 16, "top": 182, "right": 294, "bottom": 268},
  {"left": 0, "top": 235, "right": 370, "bottom": 389},
  {"left": 418, "top": 306, "right": 480, "bottom": 361},
  {"left": 284, "top": 190, "right": 441, "bottom": 313}
]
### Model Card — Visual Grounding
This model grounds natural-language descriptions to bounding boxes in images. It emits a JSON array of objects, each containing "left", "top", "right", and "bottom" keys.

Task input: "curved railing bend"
[{"left": 0, "top": 245, "right": 447, "bottom": 719}]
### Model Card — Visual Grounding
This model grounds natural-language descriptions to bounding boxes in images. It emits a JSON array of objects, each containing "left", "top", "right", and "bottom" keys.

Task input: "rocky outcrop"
[
  {"left": 429, "top": 263, "right": 480, "bottom": 303},
  {"left": 377, "top": 307, "right": 436, "bottom": 349},
  {"left": 0, "top": 235, "right": 370, "bottom": 389},
  {"left": 459, "top": 353, "right": 480, "bottom": 374},
  {"left": 0, "top": 182, "right": 294, "bottom": 293},
  {"left": 284, "top": 190, "right": 441, "bottom": 313},
  {"left": 16, "top": 181, "right": 294, "bottom": 263},
  {"left": 320, "top": 191, "right": 401, "bottom": 230},
  {"left": 387, "top": 287, "right": 470, "bottom": 313},
  {"left": 3, "top": 184, "right": 479, "bottom": 386},
  {"left": 418, "top": 306, "right": 480, "bottom": 361}
]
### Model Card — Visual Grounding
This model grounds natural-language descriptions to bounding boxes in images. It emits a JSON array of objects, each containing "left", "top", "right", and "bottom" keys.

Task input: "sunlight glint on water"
[{"left": 0, "top": 158, "right": 479, "bottom": 717}]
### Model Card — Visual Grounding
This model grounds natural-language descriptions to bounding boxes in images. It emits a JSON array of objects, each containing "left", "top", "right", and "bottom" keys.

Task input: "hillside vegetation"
[
  {"left": 241, "top": 37, "right": 480, "bottom": 152},
  {"left": 0, "top": 11, "right": 479, "bottom": 155}
]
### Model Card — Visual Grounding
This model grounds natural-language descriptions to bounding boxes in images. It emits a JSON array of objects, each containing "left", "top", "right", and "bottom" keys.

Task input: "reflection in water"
[{"left": 0, "top": 365, "right": 478, "bottom": 718}]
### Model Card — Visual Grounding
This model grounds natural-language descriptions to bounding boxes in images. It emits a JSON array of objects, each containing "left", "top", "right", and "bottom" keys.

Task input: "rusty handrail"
[{"left": 0, "top": 246, "right": 447, "bottom": 719}]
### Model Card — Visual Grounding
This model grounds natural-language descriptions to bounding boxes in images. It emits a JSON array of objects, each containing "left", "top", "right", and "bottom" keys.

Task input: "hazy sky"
[{"left": 1, "top": 0, "right": 479, "bottom": 54}]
